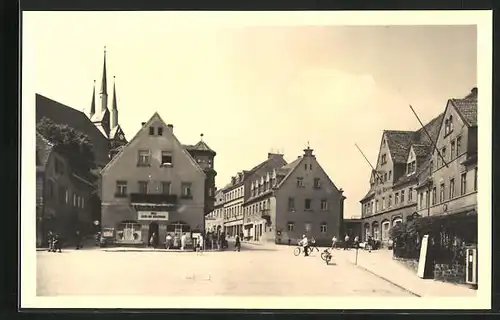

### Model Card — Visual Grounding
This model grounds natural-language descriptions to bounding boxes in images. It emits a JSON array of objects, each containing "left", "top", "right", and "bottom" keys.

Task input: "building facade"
[
  {"left": 359, "top": 88, "right": 478, "bottom": 246},
  {"left": 243, "top": 147, "right": 345, "bottom": 246},
  {"left": 205, "top": 189, "right": 225, "bottom": 233},
  {"left": 221, "top": 153, "right": 287, "bottom": 238},
  {"left": 36, "top": 132, "right": 97, "bottom": 246},
  {"left": 99, "top": 112, "right": 216, "bottom": 245}
]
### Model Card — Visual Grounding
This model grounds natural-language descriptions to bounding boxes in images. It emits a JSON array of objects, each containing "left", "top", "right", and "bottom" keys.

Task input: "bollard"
[{"left": 355, "top": 245, "right": 359, "bottom": 265}]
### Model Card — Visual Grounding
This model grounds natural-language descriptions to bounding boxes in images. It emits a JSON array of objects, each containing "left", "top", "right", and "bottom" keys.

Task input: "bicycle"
[
  {"left": 320, "top": 248, "right": 333, "bottom": 265},
  {"left": 293, "top": 245, "right": 312, "bottom": 256}
]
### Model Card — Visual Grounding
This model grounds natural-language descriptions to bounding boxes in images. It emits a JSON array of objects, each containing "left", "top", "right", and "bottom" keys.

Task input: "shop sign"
[
  {"left": 138, "top": 211, "right": 169, "bottom": 221},
  {"left": 102, "top": 228, "right": 114, "bottom": 237}
]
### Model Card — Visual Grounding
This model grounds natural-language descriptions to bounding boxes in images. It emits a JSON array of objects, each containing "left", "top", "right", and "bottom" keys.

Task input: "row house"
[
  {"left": 242, "top": 147, "right": 345, "bottom": 245},
  {"left": 205, "top": 189, "right": 225, "bottom": 233},
  {"left": 359, "top": 88, "right": 478, "bottom": 246},
  {"left": 220, "top": 153, "right": 287, "bottom": 237},
  {"left": 99, "top": 112, "right": 216, "bottom": 246},
  {"left": 36, "top": 132, "right": 97, "bottom": 246}
]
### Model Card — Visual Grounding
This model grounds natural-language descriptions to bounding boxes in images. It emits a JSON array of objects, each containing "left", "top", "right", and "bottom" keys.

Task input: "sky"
[{"left": 25, "top": 12, "right": 477, "bottom": 218}]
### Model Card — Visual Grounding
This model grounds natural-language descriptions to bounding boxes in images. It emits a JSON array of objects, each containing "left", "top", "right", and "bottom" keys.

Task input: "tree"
[{"left": 36, "top": 117, "right": 96, "bottom": 181}]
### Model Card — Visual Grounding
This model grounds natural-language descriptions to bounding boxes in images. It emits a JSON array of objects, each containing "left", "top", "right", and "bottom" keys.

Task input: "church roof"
[{"left": 36, "top": 94, "right": 111, "bottom": 167}]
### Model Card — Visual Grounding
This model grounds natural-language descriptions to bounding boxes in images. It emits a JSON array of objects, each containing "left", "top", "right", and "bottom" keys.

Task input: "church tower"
[{"left": 90, "top": 47, "right": 111, "bottom": 138}]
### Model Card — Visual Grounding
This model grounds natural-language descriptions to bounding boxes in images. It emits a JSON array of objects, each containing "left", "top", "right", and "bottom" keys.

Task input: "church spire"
[
  {"left": 100, "top": 46, "right": 108, "bottom": 96},
  {"left": 111, "top": 76, "right": 118, "bottom": 129},
  {"left": 89, "top": 80, "right": 96, "bottom": 119}
]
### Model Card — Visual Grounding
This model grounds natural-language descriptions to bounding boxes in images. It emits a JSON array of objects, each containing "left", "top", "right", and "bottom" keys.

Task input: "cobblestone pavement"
[{"left": 37, "top": 243, "right": 413, "bottom": 296}]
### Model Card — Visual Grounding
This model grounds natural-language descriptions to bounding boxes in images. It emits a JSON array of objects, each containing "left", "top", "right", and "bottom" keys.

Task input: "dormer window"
[
  {"left": 406, "top": 160, "right": 416, "bottom": 175},
  {"left": 444, "top": 115, "right": 454, "bottom": 135}
]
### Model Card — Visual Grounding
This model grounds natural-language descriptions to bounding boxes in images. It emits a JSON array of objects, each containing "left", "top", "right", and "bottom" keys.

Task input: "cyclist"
[{"left": 298, "top": 234, "right": 309, "bottom": 257}]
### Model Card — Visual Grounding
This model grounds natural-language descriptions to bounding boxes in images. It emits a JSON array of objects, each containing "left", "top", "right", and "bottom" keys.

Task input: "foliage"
[{"left": 37, "top": 117, "right": 96, "bottom": 180}]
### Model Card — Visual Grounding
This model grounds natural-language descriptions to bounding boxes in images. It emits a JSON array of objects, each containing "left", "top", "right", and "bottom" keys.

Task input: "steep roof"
[
  {"left": 36, "top": 131, "right": 53, "bottom": 169},
  {"left": 100, "top": 112, "right": 205, "bottom": 176},
  {"left": 450, "top": 88, "right": 477, "bottom": 127},
  {"left": 412, "top": 144, "right": 431, "bottom": 157},
  {"left": 36, "top": 94, "right": 111, "bottom": 167},
  {"left": 384, "top": 130, "right": 415, "bottom": 163},
  {"left": 276, "top": 157, "right": 303, "bottom": 188},
  {"left": 184, "top": 140, "right": 216, "bottom": 155}
]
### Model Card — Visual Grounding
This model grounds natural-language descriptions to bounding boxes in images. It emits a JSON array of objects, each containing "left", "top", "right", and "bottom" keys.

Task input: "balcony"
[{"left": 129, "top": 193, "right": 178, "bottom": 205}]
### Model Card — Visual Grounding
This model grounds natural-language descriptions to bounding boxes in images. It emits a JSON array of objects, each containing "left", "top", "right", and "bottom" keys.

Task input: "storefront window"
[{"left": 117, "top": 221, "right": 142, "bottom": 242}]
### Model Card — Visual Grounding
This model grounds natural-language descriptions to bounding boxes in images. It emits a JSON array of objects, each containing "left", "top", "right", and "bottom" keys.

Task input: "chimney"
[
  {"left": 141, "top": 122, "right": 146, "bottom": 126},
  {"left": 166, "top": 124, "right": 173, "bottom": 133},
  {"left": 303, "top": 147, "right": 314, "bottom": 157},
  {"left": 231, "top": 176, "right": 236, "bottom": 185}
]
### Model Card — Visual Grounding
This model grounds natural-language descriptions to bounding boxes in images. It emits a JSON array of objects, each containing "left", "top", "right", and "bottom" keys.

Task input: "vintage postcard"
[{"left": 21, "top": 10, "right": 492, "bottom": 310}]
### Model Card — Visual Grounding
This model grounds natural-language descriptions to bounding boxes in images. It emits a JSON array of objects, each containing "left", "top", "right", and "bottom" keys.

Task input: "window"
[
  {"left": 388, "top": 170, "right": 392, "bottom": 180},
  {"left": 138, "top": 150, "right": 150, "bottom": 166},
  {"left": 65, "top": 189, "right": 69, "bottom": 204},
  {"left": 474, "top": 168, "right": 478, "bottom": 191},
  {"left": 432, "top": 186, "right": 437, "bottom": 205},
  {"left": 381, "top": 154, "right": 387, "bottom": 165},
  {"left": 309, "top": 164, "right": 312, "bottom": 170},
  {"left": 395, "top": 192, "right": 399, "bottom": 205},
  {"left": 456, "top": 136, "right": 462, "bottom": 156},
  {"left": 161, "top": 181, "right": 171, "bottom": 195},
  {"left": 388, "top": 195, "right": 392, "bottom": 207},
  {"left": 449, "top": 115, "right": 454, "bottom": 132},
  {"left": 401, "top": 190, "right": 405, "bottom": 203},
  {"left": 181, "top": 182, "right": 192, "bottom": 198},
  {"left": 381, "top": 221, "right": 390, "bottom": 241},
  {"left": 305, "top": 223, "right": 311, "bottom": 232},
  {"left": 208, "top": 188, "right": 213, "bottom": 197},
  {"left": 149, "top": 127, "right": 154, "bottom": 135},
  {"left": 375, "top": 200, "right": 379, "bottom": 212},
  {"left": 449, "top": 178, "right": 455, "bottom": 199},
  {"left": 296, "top": 177, "right": 304, "bottom": 188},
  {"left": 461, "top": 173, "right": 467, "bottom": 195},
  {"left": 304, "top": 163, "right": 308, "bottom": 170},
  {"left": 384, "top": 172, "right": 387, "bottom": 182},
  {"left": 381, "top": 197, "right": 385, "bottom": 210},
  {"left": 419, "top": 192, "right": 423, "bottom": 209},
  {"left": 372, "top": 222, "right": 380, "bottom": 240},
  {"left": 157, "top": 127, "right": 163, "bottom": 136},
  {"left": 320, "top": 199, "right": 328, "bottom": 211},
  {"left": 409, "top": 187, "right": 413, "bottom": 202},
  {"left": 450, "top": 141, "right": 456, "bottom": 159},
  {"left": 305, "top": 198, "right": 312, "bottom": 210},
  {"left": 320, "top": 223, "right": 327, "bottom": 233},
  {"left": 407, "top": 161, "right": 416, "bottom": 174},
  {"left": 439, "top": 182, "right": 445, "bottom": 203},
  {"left": 430, "top": 160, "right": 434, "bottom": 173},
  {"left": 314, "top": 178, "right": 321, "bottom": 188},
  {"left": 287, "top": 222, "right": 295, "bottom": 232},
  {"left": 161, "top": 151, "right": 173, "bottom": 166},
  {"left": 138, "top": 181, "right": 148, "bottom": 194},
  {"left": 115, "top": 180, "right": 128, "bottom": 197},
  {"left": 73, "top": 193, "right": 77, "bottom": 207}
]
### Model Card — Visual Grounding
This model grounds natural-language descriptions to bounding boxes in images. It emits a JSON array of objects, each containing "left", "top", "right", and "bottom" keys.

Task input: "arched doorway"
[
  {"left": 364, "top": 223, "right": 370, "bottom": 241},
  {"left": 148, "top": 222, "right": 159, "bottom": 247}
]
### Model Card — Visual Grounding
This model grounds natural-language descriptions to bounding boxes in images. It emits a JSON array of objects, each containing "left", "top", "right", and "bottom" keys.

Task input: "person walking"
[
  {"left": 75, "top": 230, "right": 82, "bottom": 250},
  {"left": 165, "top": 233, "right": 172, "bottom": 249},
  {"left": 344, "top": 234, "right": 350, "bottom": 250},
  {"left": 149, "top": 232, "right": 157, "bottom": 249},
  {"left": 47, "top": 230, "right": 54, "bottom": 252},
  {"left": 235, "top": 234, "right": 241, "bottom": 252},
  {"left": 310, "top": 237, "right": 319, "bottom": 253},
  {"left": 53, "top": 233, "right": 62, "bottom": 253},
  {"left": 331, "top": 235, "right": 338, "bottom": 249},
  {"left": 197, "top": 233, "right": 204, "bottom": 255}
]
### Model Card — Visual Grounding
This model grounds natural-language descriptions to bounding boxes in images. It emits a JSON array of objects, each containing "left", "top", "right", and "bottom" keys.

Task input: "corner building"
[
  {"left": 243, "top": 147, "right": 345, "bottom": 246},
  {"left": 99, "top": 112, "right": 216, "bottom": 245}
]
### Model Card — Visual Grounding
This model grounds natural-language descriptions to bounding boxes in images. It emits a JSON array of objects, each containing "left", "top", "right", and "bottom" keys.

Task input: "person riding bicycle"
[{"left": 298, "top": 234, "right": 309, "bottom": 257}]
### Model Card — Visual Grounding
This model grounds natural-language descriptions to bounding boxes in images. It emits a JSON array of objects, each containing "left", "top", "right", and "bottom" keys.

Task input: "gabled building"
[
  {"left": 205, "top": 189, "right": 225, "bottom": 234},
  {"left": 359, "top": 87, "right": 478, "bottom": 246},
  {"left": 36, "top": 132, "right": 97, "bottom": 247},
  {"left": 99, "top": 112, "right": 216, "bottom": 246},
  {"left": 221, "top": 153, "right": 287, "bottom": 238},
  {"left": 242, "top": 147, "right": 345, "bottom": 245}
]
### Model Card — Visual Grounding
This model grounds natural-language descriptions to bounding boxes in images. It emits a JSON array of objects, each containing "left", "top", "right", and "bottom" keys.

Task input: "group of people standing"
[
  {"left": 147, "top": 230, "right": 231, "bottom": 251},
  {"left": 46, "top": 229, "right": 83, "bottom": 252}
]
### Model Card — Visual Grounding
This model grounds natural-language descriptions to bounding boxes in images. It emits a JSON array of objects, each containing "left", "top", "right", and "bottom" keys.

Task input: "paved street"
[{"left": 37, "top": 243, "right": 412, "bottom": 296}]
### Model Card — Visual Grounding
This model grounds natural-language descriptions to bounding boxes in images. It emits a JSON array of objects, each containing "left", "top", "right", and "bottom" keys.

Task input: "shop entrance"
[{"left": 148, "top": 222, "right": 159, "bottom": 247}]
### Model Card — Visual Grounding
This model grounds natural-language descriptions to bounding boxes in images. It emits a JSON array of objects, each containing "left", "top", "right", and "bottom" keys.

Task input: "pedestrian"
[
  {"left": 53, "top": 233, "right": 62, "bottom": 253},
  {"left": 181, "top": 233, "right": 186, "bottom": 250},
  {"left": 298, "top": 234, "right": 309, "bottom": 257},
  {"left": 344, "top": 234, "right": 350, "bottom": 250},
  {"left": 331, "top": 235, "right": 338, "bottom": 249},
  {"left": 149, "top": 232, "right": 157, "bottom": 248},
  {"left": 75, "top": 230, "right": 82, "bottom": 250},
  {"left": 288, "top": 238, "right": 291, "bottom": 246},
  {"left": 165, "top": 233, "right": 172, "bottom": 249},
  {"left": 173, "top": 233, "right": 180, "bottom": 248},
  {"left": 197, "top": 233, "right": 204, "bottom": 255},
  {"left": 47, "top": 230, "right": 54, "bottom": 252},
  {"left": 235, "top": 234, "right": 241, "bottom": 252},
  {"left": 310, "top": 237, "right": 319, "bottom": 252},
  {"left": 367, "top": 235, "right": 373, "bottom": 253}
]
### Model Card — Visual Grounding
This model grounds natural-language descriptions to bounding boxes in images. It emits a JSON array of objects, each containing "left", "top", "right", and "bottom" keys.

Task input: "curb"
[{"left": 349, "top": 261, "right": 421, "bottom": 297}]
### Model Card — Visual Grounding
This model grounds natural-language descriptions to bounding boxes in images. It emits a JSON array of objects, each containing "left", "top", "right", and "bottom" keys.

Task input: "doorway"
[{"left": 148, "top": 222, "right": 159, "bottom": 247}]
